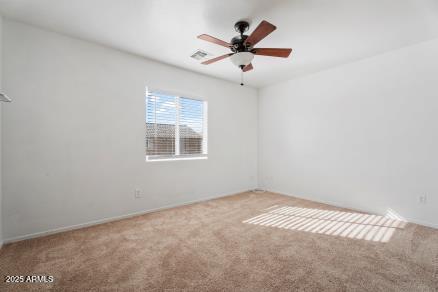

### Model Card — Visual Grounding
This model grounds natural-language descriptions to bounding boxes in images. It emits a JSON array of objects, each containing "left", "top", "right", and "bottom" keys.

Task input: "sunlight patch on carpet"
[{"left": 243, "top": 206, "right": 407, "bottom": 243}]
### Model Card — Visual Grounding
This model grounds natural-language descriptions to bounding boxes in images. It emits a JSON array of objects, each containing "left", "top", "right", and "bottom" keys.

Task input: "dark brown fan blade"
[
  {"left": 197, "top": 34, "right": 231, "bottom": 48},
  {"left": 242, "top": 63, "right": 253, "bottom": 72},
  {"left": 244, "top": 20, "right": 276, "bottom": 46},
  {"left": 254, "top": 48, "right": 292, "bottom": 58},
  {"left": 201, "top": 53, "right": 234, "bottom": 65}
]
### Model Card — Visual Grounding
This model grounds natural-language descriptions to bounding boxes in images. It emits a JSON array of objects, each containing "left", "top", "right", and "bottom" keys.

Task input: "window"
[{"left": 145, "top": 90, "right": 207, "bottom": 161}]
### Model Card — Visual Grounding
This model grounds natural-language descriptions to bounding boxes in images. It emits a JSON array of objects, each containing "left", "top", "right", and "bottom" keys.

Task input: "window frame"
[{"left": 145, "top": 88, "right": 208, "bottom": 162}]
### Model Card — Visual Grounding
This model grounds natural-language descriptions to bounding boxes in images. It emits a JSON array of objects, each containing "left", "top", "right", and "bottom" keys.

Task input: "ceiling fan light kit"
[
  {"left": 197, "top": 20, "right": 292, "bottom": 85},
  {"left": 230, "top": 52, "right": 254, "bottom": 67}
]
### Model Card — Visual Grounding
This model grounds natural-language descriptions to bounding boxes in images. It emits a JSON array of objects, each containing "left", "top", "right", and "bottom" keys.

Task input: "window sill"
[{"left": 145, "top": 156, "right": 208, "bottom": 162}]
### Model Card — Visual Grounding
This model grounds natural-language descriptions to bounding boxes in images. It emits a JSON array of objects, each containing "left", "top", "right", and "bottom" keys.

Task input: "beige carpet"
[{"left": 0, "top": 192, "right": 437, "bottom": 291}]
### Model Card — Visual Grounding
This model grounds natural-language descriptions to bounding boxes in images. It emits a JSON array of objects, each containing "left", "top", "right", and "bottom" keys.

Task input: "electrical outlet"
[
  {"left": 419, "top": 195, "right": 427, "bottom": 204},
  {"left": 134, "top": 189, "right": 142, "bottom": 199}
]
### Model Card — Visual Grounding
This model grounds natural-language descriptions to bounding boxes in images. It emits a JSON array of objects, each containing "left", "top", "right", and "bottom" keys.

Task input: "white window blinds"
[{"left": 146, "top": 90, "right": 207, "bottom": 160}]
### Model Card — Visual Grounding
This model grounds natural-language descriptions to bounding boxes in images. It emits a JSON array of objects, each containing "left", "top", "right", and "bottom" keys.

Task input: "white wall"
[
  {"left": 259, "top": 38, "right": 438, "bottom": 228},
  {"left": 0, "top": 15, "right": 3, "bottom": 246},
  {"left": 2, "top": 20, "right": 258, "bottom": 242}
]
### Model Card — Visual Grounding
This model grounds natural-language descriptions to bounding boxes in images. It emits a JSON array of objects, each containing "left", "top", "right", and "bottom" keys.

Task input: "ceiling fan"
[{"left": 197, "top": 20, "right": 292, "bottom": 85}]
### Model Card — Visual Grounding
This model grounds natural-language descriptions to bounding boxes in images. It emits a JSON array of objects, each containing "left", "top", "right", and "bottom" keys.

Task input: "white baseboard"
[
  {"left": 6, "top": 188, "right": 433, "bottom": 244},
  {"left": 269, "top": 189, "right": 438, "bottom": 230},
  {"left": 3, "top": 189, "right": 251, "bottom": 244}
]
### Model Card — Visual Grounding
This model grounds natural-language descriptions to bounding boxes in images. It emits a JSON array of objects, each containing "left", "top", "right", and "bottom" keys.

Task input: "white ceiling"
[{"left": 0, "top": 0, "right": 437, "bottom": 88}]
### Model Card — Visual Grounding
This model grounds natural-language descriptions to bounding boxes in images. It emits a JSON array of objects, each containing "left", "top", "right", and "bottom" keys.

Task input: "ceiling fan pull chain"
[{"left": 240, "top": 70, "right": 244, "bottom": 86}]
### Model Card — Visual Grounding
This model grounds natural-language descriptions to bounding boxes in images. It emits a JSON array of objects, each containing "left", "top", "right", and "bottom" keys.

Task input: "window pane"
[
  {"left": 146, "top": 93, "right": 177, "bottom": 156},
  {"left": 145, "top": 90, "right": 207, "bottom": 160},
  {"left": 179, "top": 97, "right": 203, "bottom": 155}
]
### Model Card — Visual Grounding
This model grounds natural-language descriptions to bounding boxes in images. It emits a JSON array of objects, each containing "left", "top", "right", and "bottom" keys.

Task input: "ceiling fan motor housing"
[
  {"left": 231, "top": 21, "right": 253, "bottom": 53},
  {"left": 231, "top": 35, "right": 251, "bottom": 52}
]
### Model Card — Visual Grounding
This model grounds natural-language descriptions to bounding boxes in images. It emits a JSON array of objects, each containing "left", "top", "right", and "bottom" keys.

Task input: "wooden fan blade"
[
  {"left": 254, "top": 48, "right": 292, "bottom": 58},
  {"left": 197, "top": 34, "right": 231, "bottom": 48},
  {"left": 201, "top": 53, "right": 233, "bottom": 65},
  {"left": 244, "top": 20, "right": 276, "bottom": 46},
  {"left": 243, "top": 63, "right": 253, "bottom": 72}
]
